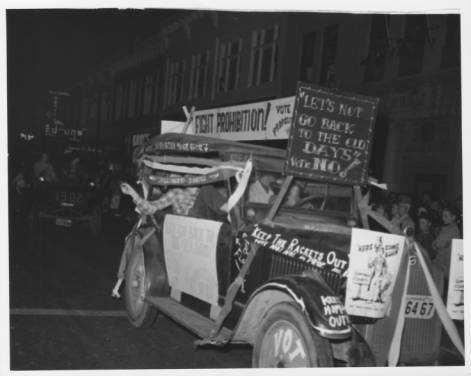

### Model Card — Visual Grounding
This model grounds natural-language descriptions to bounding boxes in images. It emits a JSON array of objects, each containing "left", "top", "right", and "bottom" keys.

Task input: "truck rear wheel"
[
  {"left": 124, "top": 245, "right": 158, "bottom": 328},
  {"left": 252, "top": 302, "right": 333, "bottom": 368}
]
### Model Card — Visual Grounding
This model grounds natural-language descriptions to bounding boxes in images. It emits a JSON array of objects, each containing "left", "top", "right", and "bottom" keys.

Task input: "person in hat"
[
  {"left": 391, "top": 194, "right": 415, "bottom": 234},
  {"left": 282, "top": 180, "right": 305, "bottom": 207},
  {"left": 416, "top": 213, "right": 436, "bottom": 260},
  {"left": 248, "top": 172, "right": 276, "bottom": 204},
  {"left": 432, "top": 206, "right": 460, "bottom": 279}
]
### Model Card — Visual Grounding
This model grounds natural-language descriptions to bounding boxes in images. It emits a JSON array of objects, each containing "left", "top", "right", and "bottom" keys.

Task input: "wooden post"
[
  {"left": 182, "top": 106, "right": 195, "bottom": 134},
  {"left": 200, "top": 175, "right": 293, "bottom": 344},
  {"left": 265, "top": 175, "right": 293, "bottom": 223},
  {"left": 354, "top": 185, "right": 370, "bottom": 230}
]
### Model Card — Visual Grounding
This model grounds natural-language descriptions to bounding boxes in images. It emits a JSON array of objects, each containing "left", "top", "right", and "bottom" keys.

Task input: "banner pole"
[
  {"left": 265, "top": 175, "right": 293, "bottom": 223},
  {"left": 182, "top": 106, "right": 195, "bottom": 134},
  {"left": 414, "top": 242, "right": 465, "bottom": 358},
  {"left": 387, "top": 243, "right": 412, "bottom": 366}
]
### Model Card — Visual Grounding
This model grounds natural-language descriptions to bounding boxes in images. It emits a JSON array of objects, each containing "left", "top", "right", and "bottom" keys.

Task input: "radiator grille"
[{"left": 268, "top": 251, "right": 345, "bottom": 296}]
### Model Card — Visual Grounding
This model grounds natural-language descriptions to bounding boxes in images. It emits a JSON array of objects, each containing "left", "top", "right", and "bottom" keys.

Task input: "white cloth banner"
[
  {"left": 345, "top": 228, "right": 406, "bottom": 318},
  {"left": 142, "top": 158, "right": 242, "bottom": 175},
  {"left": 192, "top": 96, "right": 295, "bottom": 141},
  {"left": 447, "top": 239, "right": 464, "bottom": 320},
  {"left": 163, "top": 215, "right": 222, "bottom": 305}
]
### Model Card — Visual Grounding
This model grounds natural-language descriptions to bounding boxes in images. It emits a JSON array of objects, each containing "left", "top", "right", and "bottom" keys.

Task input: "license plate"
[
  {"left": 55, "top": 218, "right": 72, "bottom": 227},
  {"left": 404, "top": 295, "right": 435, "bottom": 319},
  {"left": 110, "top": 194, "right": 121, "bottom": 209}
]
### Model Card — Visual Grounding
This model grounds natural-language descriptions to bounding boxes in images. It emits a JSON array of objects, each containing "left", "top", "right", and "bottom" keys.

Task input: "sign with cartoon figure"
[
  {"left": 285, "top": 83, "right": 379, "bottom": 185},
  {"left": 446, "top": 239, "right": 464, "bottom": 320},
  {"left": 345, "top": 228, "right": 406, "bottom": 318}
]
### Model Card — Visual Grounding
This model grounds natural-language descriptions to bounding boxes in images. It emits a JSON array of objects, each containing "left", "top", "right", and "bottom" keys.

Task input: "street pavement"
[
  {"left": 8, "top": 215, "right": 464, "bottom": 370},
  {"left": 9, "top": 217, "right": 252, "bottom": 370}
]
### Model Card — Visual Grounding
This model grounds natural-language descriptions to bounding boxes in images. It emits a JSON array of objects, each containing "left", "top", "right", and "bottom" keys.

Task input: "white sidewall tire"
[{"left": 252, "top": 302, "right": 333, "bottom": 368}]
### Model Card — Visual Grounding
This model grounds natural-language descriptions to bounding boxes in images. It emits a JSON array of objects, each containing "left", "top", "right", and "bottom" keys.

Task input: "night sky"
[{"left": 7, "top": 8, "right": 179, "bottom": 141}]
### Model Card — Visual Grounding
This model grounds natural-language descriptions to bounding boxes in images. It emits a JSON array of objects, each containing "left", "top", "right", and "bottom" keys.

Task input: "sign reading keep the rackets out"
[{"left": 285, "top": 83, "right": 379, "bottom": 185}]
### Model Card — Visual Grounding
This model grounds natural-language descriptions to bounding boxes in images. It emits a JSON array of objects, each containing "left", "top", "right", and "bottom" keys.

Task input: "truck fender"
[
  {"left": 132, "top": 226, "right": 170, "bottom": 298},
  {"left": 232, "top": 273, "right": 351, "bottom": 343}
]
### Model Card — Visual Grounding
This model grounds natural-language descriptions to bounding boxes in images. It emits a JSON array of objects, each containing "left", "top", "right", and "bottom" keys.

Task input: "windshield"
[{"left": 246, "top": 170, "right": 352, "bottom": 215}]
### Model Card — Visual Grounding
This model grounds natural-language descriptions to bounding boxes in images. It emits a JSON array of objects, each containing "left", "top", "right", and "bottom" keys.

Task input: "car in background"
[{"left": 29, "top": 154, "right": 106, "bottom": 235}]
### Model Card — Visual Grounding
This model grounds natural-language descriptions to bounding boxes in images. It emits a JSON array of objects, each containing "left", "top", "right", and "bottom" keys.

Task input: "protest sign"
[
  {"left": 446, "top": 239, "right": 464, "bottom": 320},
  {"left": 285, "top": 83, "right": 379, "bottom": 185},
  {"left": 345, "top": 228, "right": 406, "bottom": 318},
  {"left": 163, "top": 215, "right": 222, "bottom": 305},
  {"left": 192, "top": 96, "right": 294, "bottom": 141}
]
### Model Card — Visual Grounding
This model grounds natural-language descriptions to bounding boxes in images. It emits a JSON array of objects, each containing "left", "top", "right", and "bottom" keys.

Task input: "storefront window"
[
  {"left": 249, "top": 25, "right": 279, "bottom": 87},
  {"left": 217, "top": 39, "right": 242, "bottom": 93},
  {"left": 142, "top": 73, "right": 154, "bottom": 115},
  {"left": 364, "top": 15, "right": 389, "bottom": 82},
  {"left": 167, "top": 60, "right": 186, "bottom": 105},
  {"left": 299, "top": 31, "right": 317, "bottom": 81},
  {"left": 152, "top": 72, "right": 160, "bottom": 113},
  {"left": 320, "top": 24, "right": 339, "bottom": 86},
  {"left": 398, "top": 15, "right": 426, "bottom": 77},
  {"left": 100, "top": 91, "right": 109, "bottom": 121},
  {"left": 113, "top": 83, "right": 123, "bottom": 121},
  {"left": 127, "top": 79, "right": 137, "bottom": 118},
  {"left": 189, "top": 50, "right": 210, "bottom": 99}
]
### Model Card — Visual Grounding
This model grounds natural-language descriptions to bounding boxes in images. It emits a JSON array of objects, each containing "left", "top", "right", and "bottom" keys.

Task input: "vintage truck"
[
  {"left": 120, "top": 132, "right": 376, "bottom": 367},
  {"left": 118, "top": 82, "right": 459, "bottom": 368}
]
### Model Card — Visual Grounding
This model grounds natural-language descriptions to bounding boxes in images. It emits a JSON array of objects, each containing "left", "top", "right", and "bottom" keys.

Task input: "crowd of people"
[{"left": 371, "top": 191, "right": 463, "bottom": 278}]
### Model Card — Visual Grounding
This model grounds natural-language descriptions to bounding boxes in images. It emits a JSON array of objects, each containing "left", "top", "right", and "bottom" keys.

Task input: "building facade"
[{"left": 67, "top": 11, "right": 461, "bottom": 199}]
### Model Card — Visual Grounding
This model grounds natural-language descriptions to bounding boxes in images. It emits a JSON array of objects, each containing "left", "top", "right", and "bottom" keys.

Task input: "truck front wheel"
[
  {"left": 124, "top": 246, "right": 158, "bottom": 328},
  {"left": 252, "top": 302, "right": 333, "bottom": 368}
]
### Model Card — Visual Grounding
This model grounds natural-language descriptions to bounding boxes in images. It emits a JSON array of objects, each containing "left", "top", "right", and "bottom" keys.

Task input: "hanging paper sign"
[
  {"left": 163, "top": 215, "right": 222, "bottom": 305},
  {"left": 446, "top": 239, "right": 464, "bottom": 320},
  {"left": 285, "top": 83, "right": 379, "bottom": 185},
  {"left": 345, "top": 228, "right": 406, "bottom": 318}
]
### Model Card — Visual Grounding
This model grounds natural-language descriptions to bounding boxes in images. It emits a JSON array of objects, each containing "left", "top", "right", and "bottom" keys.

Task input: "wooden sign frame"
[{"left": 285, "top": 82, "right": 379, "bottom": 186}]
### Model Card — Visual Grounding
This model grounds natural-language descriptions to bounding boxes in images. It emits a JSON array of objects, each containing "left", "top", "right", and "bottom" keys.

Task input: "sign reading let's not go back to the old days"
[{"left": 285, "top": 83, "right": 379, "bottom": 185}]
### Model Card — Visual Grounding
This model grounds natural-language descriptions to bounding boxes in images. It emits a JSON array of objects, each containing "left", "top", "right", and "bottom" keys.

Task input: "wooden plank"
[
  {"left": 210, "top": 304, "right": 222, "bottom": 320},
  {"left": 354, "top": 185, "right": 370, "bottom": 230},
  {"left": 147, "top": 297, "right": 232, "bottom": 339},
  {"left": 265, "top": 175, "right": 293, "bottom": 223},
  {"left": 170, "top": 288, "right": 182, "bottom": 302}
]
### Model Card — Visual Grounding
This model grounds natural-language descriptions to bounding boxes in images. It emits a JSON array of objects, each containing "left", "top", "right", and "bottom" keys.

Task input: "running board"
[{"left": 146, "top": 296, "right": 232, "bottom": 342}]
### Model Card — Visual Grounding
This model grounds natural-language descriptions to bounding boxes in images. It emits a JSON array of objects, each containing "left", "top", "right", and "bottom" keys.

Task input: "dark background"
[{"left": 7, "top": 8, "right": 180, "bottom": 140}]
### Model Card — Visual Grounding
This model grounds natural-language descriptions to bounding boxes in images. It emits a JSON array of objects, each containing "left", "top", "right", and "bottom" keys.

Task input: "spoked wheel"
[
  {"left": 253, "top": 302, "right": 333, "bottom": 368},
  {"left": 124, "top": 244, "right": 158, "bottom": 328}
]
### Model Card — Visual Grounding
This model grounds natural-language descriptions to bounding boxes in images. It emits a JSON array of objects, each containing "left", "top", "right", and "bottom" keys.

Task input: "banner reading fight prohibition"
[
  {"left": 345, "top": 228, "right": 406, "bottom": 318},
  {"left": 446, "top": 239, "right": 464, "bottom": 320},
  {"left": 192, "top": 96, "right": 295, "bottom": 141}
]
